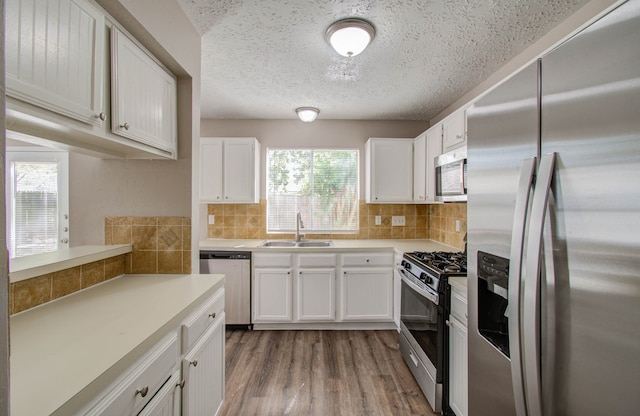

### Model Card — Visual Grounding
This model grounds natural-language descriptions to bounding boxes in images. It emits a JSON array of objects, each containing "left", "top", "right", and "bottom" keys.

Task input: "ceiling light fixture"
[
  {"left": 295, "top": 107, "right": 320, "bottom": 122},
  {"left": 325, "top": 18, "right": 375, "bottom": 57}
]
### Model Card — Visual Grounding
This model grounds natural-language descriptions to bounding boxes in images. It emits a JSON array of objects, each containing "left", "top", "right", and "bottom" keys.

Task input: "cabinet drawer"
[
  {"left": 253, "top": 253, "right": 292, "bottom": 268},
  {"left": 181, "top": 288, "right": 225, "bottom": 352},
  {"left": 340, "top": 252, "right": 393, "bottom": 267},
  {"left": 86, "top": 333, "right": 178, "bottom": 415},
  {"left": 297, "top": 253, "right": 337, "bottom": 268},
  {"left": 450, "top": 287, "right": 467, "bottom": 324}
]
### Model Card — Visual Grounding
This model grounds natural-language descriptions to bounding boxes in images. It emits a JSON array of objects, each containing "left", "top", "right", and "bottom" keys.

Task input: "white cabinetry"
[
  {"left": 5, "top": 0, "right": 105, "bottom": 126},
  {"left": 253, "top": 253, "right": 293, "bottom": 322},
  {"left": 442, "top": 109, "right": 467, "bottom": 152},
  {"left": 365, "top": 138, "right": 414, "bottom": 203},
  {"left": 111, "top": 28, "right": 177, "bottom": 154},
  {"left": 413, "top": 127, "right": 443, "bottom": 203},
  {"left": 85, "top": 334, "right": 179, "bottom": 415},
  {"left": 448, "top": 284, "right": 468, "bottom": 416},
  {"left": 200, "top": 137, "right": 260, "bottom": 203},
  {"left": 295, "top": 254, "right": 336, "bottom": 321},
  {"left": 182, "top": 315, "right": 225, "bottom": 416},
  {"left": 339, "top": 253, "right": 394, "bottom": 321},
  {"left": 180, "top": 288, "right": 225, "bottom": 416},
  {"left": 137, "top": 370, "right": 181, "bottom": 416}
]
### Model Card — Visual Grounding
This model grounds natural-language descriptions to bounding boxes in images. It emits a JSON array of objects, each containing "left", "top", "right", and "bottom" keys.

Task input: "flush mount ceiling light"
[
  {"left": 296, "top": 107, "right": 320, "bottom": 122},
  {"left": 325, "top": 18, "right": 376, "bottom": 57}
]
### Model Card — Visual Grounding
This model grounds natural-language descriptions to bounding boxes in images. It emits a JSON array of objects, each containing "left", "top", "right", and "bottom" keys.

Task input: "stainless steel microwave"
[{"left": 435, "top": 146, "right": 467, "bottom": 202}]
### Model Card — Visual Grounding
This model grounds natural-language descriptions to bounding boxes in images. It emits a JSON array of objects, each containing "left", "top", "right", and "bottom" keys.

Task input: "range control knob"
[
  {"left": 420, "top": 272, "right": 432, "bottom": 284},
  {"left": 401, "top": 260, "right": 411, "bottom": 270}
]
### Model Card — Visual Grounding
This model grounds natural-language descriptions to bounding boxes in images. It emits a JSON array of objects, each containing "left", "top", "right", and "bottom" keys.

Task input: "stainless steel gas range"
[{"left": 398, "top": 251, "right": 467, "bottom": 413}]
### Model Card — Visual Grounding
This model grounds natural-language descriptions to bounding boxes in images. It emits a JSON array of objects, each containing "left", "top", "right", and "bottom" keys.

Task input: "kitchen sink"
[
  {"left": 258, "top": 240, "right": 334, "bottom": 248},
  {"left": 259, "top": 240, "right": 298, "bottom": 247},
  {"left": 296, "top": 241, "right": 333, "bottom": 247}
]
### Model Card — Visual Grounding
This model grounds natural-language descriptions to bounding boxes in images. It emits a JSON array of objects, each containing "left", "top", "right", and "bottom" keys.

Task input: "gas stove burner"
[{"left": 444, "top": 264, "right": 461, "bottom": 273}]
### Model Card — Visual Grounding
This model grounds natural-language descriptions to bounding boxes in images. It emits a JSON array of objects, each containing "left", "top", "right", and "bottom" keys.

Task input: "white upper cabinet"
[
  {"left": 413, "top": 127, "right": 443, "bottom": 203},
  {"left": 199, "top": 137, "right": 260, "bottom": 203},
  {"left": 442, "top": 109, "right": 467, "bottom": 152},
  {"left": 365, "top": 138, "right": 414, "bottom": 203},
  {"left": 111, "top": 28, "right": 177, "bottom": 155},
  {"left": 5, "top": 0, "right": 105, "bottom": 126}
]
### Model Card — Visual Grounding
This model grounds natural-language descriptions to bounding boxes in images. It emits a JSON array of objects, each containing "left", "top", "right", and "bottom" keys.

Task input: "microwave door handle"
[
  {"left": 523, "top": 152, "right": 556, "bottom": 416},
  {"left": 508, "top": 157, "right": 537, "bottom": 416}
]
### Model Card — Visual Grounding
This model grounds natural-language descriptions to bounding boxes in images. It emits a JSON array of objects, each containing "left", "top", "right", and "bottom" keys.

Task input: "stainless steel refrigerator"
[{"left": 466, "top": 1, "right": 640, "bottom": 415}]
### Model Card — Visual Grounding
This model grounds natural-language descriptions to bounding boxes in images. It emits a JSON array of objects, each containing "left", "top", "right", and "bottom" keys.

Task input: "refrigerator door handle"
[
  {"left": 508, "top": 157, "right": 537, "bottom": 416},
  {"left": 523, "top": 152, "right": 556, "bottom": 416}
]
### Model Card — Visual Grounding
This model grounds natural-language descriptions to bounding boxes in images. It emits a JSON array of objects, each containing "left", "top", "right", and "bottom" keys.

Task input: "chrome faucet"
[{"left": 296, "top": 212, "right": 305, "bottom": 242}]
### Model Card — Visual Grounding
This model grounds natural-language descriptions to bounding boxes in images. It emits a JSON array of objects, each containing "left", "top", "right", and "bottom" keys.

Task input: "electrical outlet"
[
  {"left": 392, "top": 216, "right": 406, "bottom": 226},
  {"left": 375, "top": 215, "right": 381, "bottom": 225},
  {"left": 208, "top": 215, "right": 215, "bottom": 225},
  {"left": 455, "top": 219, "right": 460, "bottom": 232}
]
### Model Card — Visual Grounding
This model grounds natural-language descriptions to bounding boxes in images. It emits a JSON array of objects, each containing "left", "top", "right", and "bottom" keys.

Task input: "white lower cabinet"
[
  {"left": 85, "top": 334, "right": 179, "bottom": 416},
  {"left": 253, "top": 251, "right": 394, "bottom": 326},
  {"left": 137, "top": 370, "right": 181, "bottom": 416},
  {"left": 448, "top": 285, "right": 468, "bottom": 416},
  {"left": 339, "top": 268, "right": 393, "bottom": 321},
  {"left": 82, "top": 287, "right": 226, "bottom": 416},
  {"left": 182, "top": 314, "right": 226, "bottom": 416},
  {"left": 296, "top": 268, "right": 336, "bottom": 321},
  {"left": 253, "top": 268, "right": 293, "bottom": 322}
]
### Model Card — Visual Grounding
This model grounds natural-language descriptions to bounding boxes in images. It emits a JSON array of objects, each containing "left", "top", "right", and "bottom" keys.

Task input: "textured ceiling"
[{"left": 177, "top": 0, "right": 589, "bottom": 121}]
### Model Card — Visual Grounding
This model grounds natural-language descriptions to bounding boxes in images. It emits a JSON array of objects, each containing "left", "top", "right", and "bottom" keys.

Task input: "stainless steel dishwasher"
[{"left": 199, "top": 251, "right": 251, "bottom": 328}]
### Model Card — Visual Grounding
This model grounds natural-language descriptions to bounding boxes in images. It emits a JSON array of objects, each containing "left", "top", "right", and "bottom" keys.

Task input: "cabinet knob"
[
  {"left": 98, "top": 112, "right": 106, "bottom": 121},
  {"left": 189, "top": 359, "right": 198, "bottom": 367},
  {"left": 120, "top": 122, "right": 130, "bottom": 130},
  {"left": 135, "top": 386, "right": 149, "bottom": 397},
  {"left": 216, "top": 196, "right": 220, "bottom": 199},
  {"left": 225, "top": 196, "right": 229, "bottom": 199},
  {"left": 366, "top": 259, "right": 370, "bottom": 263},
  {"left": 445, "top": 319, "right": 452, "bottom": 327},
  {"left": 176, "top": 379, "right": 186, "bottom": 389},
  {"left": 60, "top": 238, "right": 69, "bottom": 244},
  {"left": 208, "top": 312, "right": 216, "bottom": 319}
]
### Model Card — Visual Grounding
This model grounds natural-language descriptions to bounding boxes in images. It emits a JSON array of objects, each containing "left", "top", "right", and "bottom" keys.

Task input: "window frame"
[
  {"left": 265, "top": 147, "right": 360, "bottom": 234},
  {"left": 5, "top": 148, "right": 70, "bottom": 258}
]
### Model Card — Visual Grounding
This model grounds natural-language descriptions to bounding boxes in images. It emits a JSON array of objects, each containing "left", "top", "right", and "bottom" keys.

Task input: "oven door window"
[{"left": 401, "top": 279, "right": 440, "bottom": 366}]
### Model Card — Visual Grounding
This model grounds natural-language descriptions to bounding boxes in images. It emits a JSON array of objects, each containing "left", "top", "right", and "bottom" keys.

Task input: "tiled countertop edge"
[{"left": 9, "top": 244, "right": 132, "bottom": 283}]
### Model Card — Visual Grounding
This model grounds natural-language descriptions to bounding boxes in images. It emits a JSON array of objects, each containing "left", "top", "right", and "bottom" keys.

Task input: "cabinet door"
[
  {"left": 425, "top": 126, "right": 443, "bottom": 201},
  {"left": 253, "top": 268, "right": 293, "bottom": 322},
  {"left": 111, "top": 28, "right": 177, "bottom": 155},
  {"left": 199, "top": 138, "right": 223, "bottom": 201},
  {"left": 296, "top": 269, "right": 336, "bottom": 321},
  {"left": 223, "top": 139, "right": 258, "bottom": 202},
  {"left": 182, "top": 313, "right": 225, "bottom": 416},
  {"left": 5, "top": 0, "right": 105, "bottom": 126},
  {"left": 366, "top": 138, "right": 413, "bottom": 202},
  {"left": 413, "top": 133, "right": 427, "bottom": 202},
  {"left": 442, "top": 110, "right": 466, "bottom": 152},
  {"left": 138, "top": 370, "right": 181, "bottom": 416},
  {"left": 448, "top": 316, "right": 468, "bottom": 416},
  {"left": 339, "top": 268, "right": 393, "bottom": 321}
]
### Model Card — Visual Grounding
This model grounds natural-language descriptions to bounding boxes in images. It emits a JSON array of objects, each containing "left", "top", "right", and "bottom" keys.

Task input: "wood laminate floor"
[{"left": 220, "top": 329, "right": 436, "bottom": 416}]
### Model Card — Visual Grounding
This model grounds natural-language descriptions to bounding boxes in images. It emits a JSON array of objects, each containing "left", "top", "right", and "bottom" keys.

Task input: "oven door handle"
[{"left": 398, "top": 267, "right": 439, "bottom": 305}]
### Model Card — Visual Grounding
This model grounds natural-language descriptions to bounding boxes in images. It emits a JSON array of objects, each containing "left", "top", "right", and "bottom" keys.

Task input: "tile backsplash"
[
  {"left": 207, "top": 200, "right": 467, "bottom": 249},
  {"left": 10, "top": 254, "right": 127, "bottom": 314},
  {"left": 105, "top": 216, "right": 192, "bottom": 274}
]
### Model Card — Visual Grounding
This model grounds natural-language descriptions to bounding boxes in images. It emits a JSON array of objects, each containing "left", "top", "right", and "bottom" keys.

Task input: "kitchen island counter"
[{"left": 10, "top": 273, "right": 225, "bottom": 416}]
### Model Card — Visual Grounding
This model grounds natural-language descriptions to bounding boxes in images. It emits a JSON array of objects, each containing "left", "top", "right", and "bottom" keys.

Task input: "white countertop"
[
  {"left": 449, "top": 275, "right": 468, "bottom": 298},
  {"left": 9, "top": 244, "right": 132, "bottom": 283},
  {"left": 200, "top": 238, "right": 459, "bottom": 253},
  {"left": 10, "top": 273, "right": 224, "bottom": 416}
]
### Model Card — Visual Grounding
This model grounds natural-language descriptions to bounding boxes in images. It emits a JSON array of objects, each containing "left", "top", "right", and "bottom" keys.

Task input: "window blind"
[{"left": 267, "top": 149, "right": 358, "bottom": 233}]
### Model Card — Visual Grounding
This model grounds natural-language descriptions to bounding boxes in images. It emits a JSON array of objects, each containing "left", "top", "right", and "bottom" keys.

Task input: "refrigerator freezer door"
[
  {"left": 539, "top": 1, "right": 640, "bottom": 414},
  {"left": 466, "top": 62, "right": 539, "bottom": 416}
]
